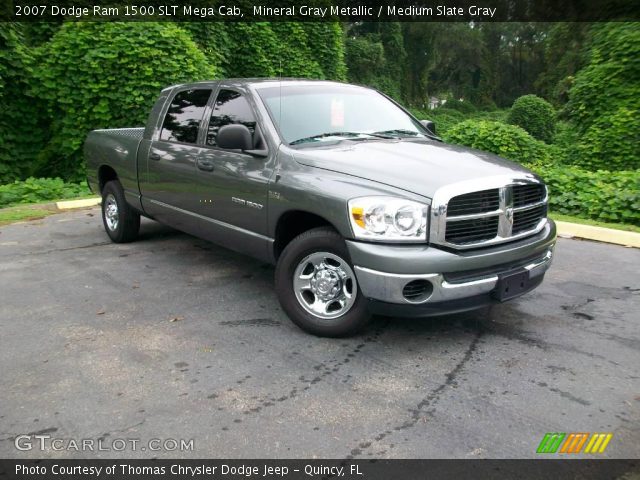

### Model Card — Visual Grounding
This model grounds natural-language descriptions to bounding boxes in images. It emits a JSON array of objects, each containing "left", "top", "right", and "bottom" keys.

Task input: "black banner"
[
  {"left": 2, "top": 0, "right": 639, "bottom": 22},
  {"left": 1, "top": 459, "right": 639, "bottom": 480}
]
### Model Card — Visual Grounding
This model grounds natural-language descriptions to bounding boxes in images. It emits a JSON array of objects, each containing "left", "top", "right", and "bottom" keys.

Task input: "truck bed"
[{"left": 84, "top": 127, "right": 144, "bottom": 197}]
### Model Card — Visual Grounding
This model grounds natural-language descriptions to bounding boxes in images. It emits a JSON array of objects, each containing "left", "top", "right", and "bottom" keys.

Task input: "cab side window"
[
  {"left": 160, "top": 89, "right": 211, "bottom": 144},
  {"left": 207, "top": 89, "right": 257, "bottom": 147}
]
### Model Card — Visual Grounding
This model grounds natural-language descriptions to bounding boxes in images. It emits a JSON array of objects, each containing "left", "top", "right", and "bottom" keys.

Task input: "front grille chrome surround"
[{"left": 430, "top": 174, "right": 548, "bottom": 250}]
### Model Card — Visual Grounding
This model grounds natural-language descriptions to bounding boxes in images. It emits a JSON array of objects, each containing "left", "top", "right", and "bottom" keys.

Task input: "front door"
[{"left": 195, "top": 87, "right": 273, "bottom": 258}]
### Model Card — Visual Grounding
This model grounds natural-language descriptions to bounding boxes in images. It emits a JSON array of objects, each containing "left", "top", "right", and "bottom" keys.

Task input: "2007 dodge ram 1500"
[{"left": 85, "top": 79, "right": 556, "bottom": 337}]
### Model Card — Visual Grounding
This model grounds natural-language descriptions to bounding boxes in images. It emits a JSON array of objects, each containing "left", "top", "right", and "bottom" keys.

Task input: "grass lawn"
[{"left": 0, "top": 206, "right": 57, "bottom": 226}]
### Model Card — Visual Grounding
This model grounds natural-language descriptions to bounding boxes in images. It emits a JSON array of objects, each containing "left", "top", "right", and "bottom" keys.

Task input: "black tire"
[
  {"left": 275, "top": 227, "right": 372, "bottom": 337},
  {"left": 101, "top": 180, "right": 140, "bottom": 243}
]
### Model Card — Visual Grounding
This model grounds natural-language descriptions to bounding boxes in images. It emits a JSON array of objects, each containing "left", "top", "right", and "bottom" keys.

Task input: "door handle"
[
  {"left": 149, "top": 153, "right": 161, "bottom": 161},
  {"left": 197, "top": 159, "right": 214, "bottom": 172}
]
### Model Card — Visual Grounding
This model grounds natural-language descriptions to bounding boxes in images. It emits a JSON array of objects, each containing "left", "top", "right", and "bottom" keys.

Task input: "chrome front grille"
[
  {"left": 513, "top": 184, "right": 546, "bottom": 207},
  {"left": 429, "top": 176, "right": 548, "bottom": 249},
  {"left": 445, "top": 216, "right": 499, "bottom": 244},
  {"left": 447, "top": 188, "right": 500, "bottom": 216},
  {"left": 513, "top": 204, "right": 547, "bottom": 234}
]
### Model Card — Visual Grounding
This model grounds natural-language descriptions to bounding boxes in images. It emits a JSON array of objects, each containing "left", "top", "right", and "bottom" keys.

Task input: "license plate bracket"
[{"left": 493, "top": 269, "right": 531, "bottom": 301}]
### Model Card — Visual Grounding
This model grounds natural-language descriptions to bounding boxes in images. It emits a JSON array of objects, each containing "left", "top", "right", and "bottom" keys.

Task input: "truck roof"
[{"left": 162, "top": 78, "right": 368, "bottom": 92}]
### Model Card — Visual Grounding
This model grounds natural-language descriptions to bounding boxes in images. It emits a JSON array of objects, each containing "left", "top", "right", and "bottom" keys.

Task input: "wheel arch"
[
  {"left": 98, "top": 165, "right": 119, "bottom": 193},
  {"left": 273, "top": 210, "right": 342, "bottom": 260}
]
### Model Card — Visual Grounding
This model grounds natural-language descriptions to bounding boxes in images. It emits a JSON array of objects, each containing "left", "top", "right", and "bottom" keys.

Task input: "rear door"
[{"left": 140, "top": 87, "right": 213, "bottom": 235}]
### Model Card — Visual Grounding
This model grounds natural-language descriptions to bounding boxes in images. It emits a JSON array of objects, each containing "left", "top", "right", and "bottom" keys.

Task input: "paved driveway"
[{"left": 0, "top": 209, "right": 638, "bottom": 458}]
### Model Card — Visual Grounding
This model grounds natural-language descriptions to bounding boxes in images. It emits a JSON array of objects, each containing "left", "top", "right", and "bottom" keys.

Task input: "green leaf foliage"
[
  {"left": 409, "top": 107, "right": 465, "bottom": 136},
  {"left": 444, "top": 120, "right": 550, "bottom": 165},
  {"left": 442, "top": 99, "right": 477, "bottom": 114},
  {"left": 301, "top": 23, "right": 347, "bottom": 81},
  {"left": 0, "top": 23, "right": 49, "bottom": 184},
  {"left": 535, "top": 165, "right": 640, "bottom": 225},
  {"left": 182, "top": 23, "right": 232, "bottom": 77},
  {"left": 345, "top": 23, "right": 406, "bottom": 99},
  {"left": 565, "top": 22, "right": 640, "bottom": 171},
  {"left": 0, "top": 177, "right": 90, "bottom": 208},
  {"left": 31, "top": 22, "right": 218, "bottom": 180},
  {"left": 507, "top": 94, "right": 556, "bottom": 143},
  {"left": 269, "top": 23, "right": 324, "bottom": 78},
  {"left": 444, "top": 118, "right": 639, "bottom": 225},
  {"left": 221, "top": 22, "right": 345, "bottom": 80},
  {"left": 302, "top": 22, "right": 347, "bottom": 81}
]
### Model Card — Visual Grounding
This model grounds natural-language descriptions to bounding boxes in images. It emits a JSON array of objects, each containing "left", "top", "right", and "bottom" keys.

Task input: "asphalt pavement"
[{"left": 0, "top": 208, "right": 638, "bottom": 459}]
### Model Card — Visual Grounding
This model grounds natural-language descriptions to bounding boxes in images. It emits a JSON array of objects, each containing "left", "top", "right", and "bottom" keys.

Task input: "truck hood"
[{"left": 291, "top": 139, "right": 535, "bottom": 199}]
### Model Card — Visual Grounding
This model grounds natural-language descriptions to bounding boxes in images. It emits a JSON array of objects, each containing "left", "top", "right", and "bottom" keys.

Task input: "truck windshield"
[{"left": 256, "top": 84, "right": 428, "bottom": 146}]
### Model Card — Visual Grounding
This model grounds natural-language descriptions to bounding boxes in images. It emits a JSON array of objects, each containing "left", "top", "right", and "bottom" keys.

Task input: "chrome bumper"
[{"left": 354, "top": 248, "right": 554, "bottom": 305}]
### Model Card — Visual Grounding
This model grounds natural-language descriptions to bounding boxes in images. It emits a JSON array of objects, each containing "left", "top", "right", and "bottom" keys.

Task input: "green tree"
[
  {"left": 345, "top": 22, "right": 406, "bottom": 99},
  {"left": 534, "top": 23, "right": 590, "bottom": 105},
  {"left": 401, "top": 22, "right": 442, "bottom": 105},
  {"left": 302, "top": 22, "right": 347, "bottom": 81},
  {"left": 566, "top": 22, "right": 640, "bottom": 170},
  {"left": 425, "top": 24, "right": 487, "bottom": 105},
  {"left": 345, "top": 36, "right": 386, "bottom": 86}
]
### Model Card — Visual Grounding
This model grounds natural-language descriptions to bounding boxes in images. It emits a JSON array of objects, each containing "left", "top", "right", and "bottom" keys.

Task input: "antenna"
[{"left": 279, "top": 58, "right": 282, "bottom": 136}]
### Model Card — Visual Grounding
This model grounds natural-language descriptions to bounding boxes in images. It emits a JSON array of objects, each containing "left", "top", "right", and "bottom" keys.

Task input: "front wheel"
[
  {"left": 101, "top": 180, "right": 140, "bottom": 243},
  {"left": 275, "top": 227, "right": 371, "bottom": 337}
]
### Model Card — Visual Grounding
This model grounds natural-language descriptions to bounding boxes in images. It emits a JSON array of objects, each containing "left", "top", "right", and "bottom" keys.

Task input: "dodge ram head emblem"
[{"left": 498, "top": 186, "right": 515, "bottom": 237}]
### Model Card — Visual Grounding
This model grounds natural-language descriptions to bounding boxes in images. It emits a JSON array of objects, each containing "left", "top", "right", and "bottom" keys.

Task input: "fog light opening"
[{"left": 402, "top": 279, "right": 433, "bottom": 303}]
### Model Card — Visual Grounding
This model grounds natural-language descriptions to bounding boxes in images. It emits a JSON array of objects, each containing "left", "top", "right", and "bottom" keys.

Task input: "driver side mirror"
[
  {"left": 420, "top": 120, "right": 437, "bottom": 136},
  {"left": 216, "top": 124, "right": 253, "bottom": 150},
  {"left": 216, "top": 124, "right": 268, "bottom": 157}
]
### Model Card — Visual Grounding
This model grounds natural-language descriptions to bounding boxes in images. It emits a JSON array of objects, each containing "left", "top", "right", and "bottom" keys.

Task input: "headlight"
[{"left": 348, "top": 197, "right": 429, "bottom": 242}]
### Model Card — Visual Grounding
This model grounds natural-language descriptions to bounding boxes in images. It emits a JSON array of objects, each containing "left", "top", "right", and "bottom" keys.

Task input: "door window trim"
[{"left": 200, "top": 86, "right": 268, "bottom": 155}]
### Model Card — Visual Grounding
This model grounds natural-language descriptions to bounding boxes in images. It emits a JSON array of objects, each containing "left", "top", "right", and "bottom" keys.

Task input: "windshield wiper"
[
  {"left": 290, "top": 131, "right": 393, "bottom": 145},
  {"left": 371, "top": 129, "right": 423, "bottom": 138}
]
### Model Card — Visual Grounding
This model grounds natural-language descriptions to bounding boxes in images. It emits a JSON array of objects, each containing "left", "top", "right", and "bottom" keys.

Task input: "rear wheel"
[
  {"left": 275, "top": 227, "right": 371, "bottom": 337},
  {"left": 101, "top": 180, "right": 140, "bottom": 243}
]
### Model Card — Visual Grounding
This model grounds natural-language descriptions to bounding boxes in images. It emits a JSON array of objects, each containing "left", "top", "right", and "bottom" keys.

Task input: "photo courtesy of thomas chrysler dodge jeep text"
[{"left": 84, "top": 79, "right": 556, "bottom": 337}]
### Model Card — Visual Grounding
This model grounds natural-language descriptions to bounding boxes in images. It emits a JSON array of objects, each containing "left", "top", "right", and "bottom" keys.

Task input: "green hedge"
[
  {"left": 443, "top": 120, "right": 550, "bottom": 165},
  {"left": 442, "top": 118, "right": 640, "bottom": 226},
  {"left": 534, "top": 165, "right": 640, "bottom": 225},
  {"left": 0, "top": 178, "right": 91, "bottom": 209},
  {"left": 0, "top": 25, "right": 48, "bottom": 183},
  {"left": 507, "top": 94, "right": 556, "bottom": 143},
  {"left": 31, "top": 22, "right": 218, "bottom": 181},
  {"left": 575, "top": 106, "right": 639, "bottom": 171}
]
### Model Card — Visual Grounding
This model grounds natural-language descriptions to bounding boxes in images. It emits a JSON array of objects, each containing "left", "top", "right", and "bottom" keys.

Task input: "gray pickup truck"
[{"left": 85, "top": 79, "right": 556, "bottom": 337}]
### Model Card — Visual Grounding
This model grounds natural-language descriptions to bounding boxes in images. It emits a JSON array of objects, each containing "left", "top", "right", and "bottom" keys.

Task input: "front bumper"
[{"left": 347, "top": 219, "right": 556, "bottom": 317}]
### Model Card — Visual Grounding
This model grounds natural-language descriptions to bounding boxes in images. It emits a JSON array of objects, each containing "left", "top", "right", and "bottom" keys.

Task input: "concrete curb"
[
  {"left": 556, "top": 221, "right": 640, "bottom": 248},
  {"left": 5, "top": 198, "right": 639, "bottom": 248},
  {"left": 56, "top": 197, "right": 101, "bottom": 210}
]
